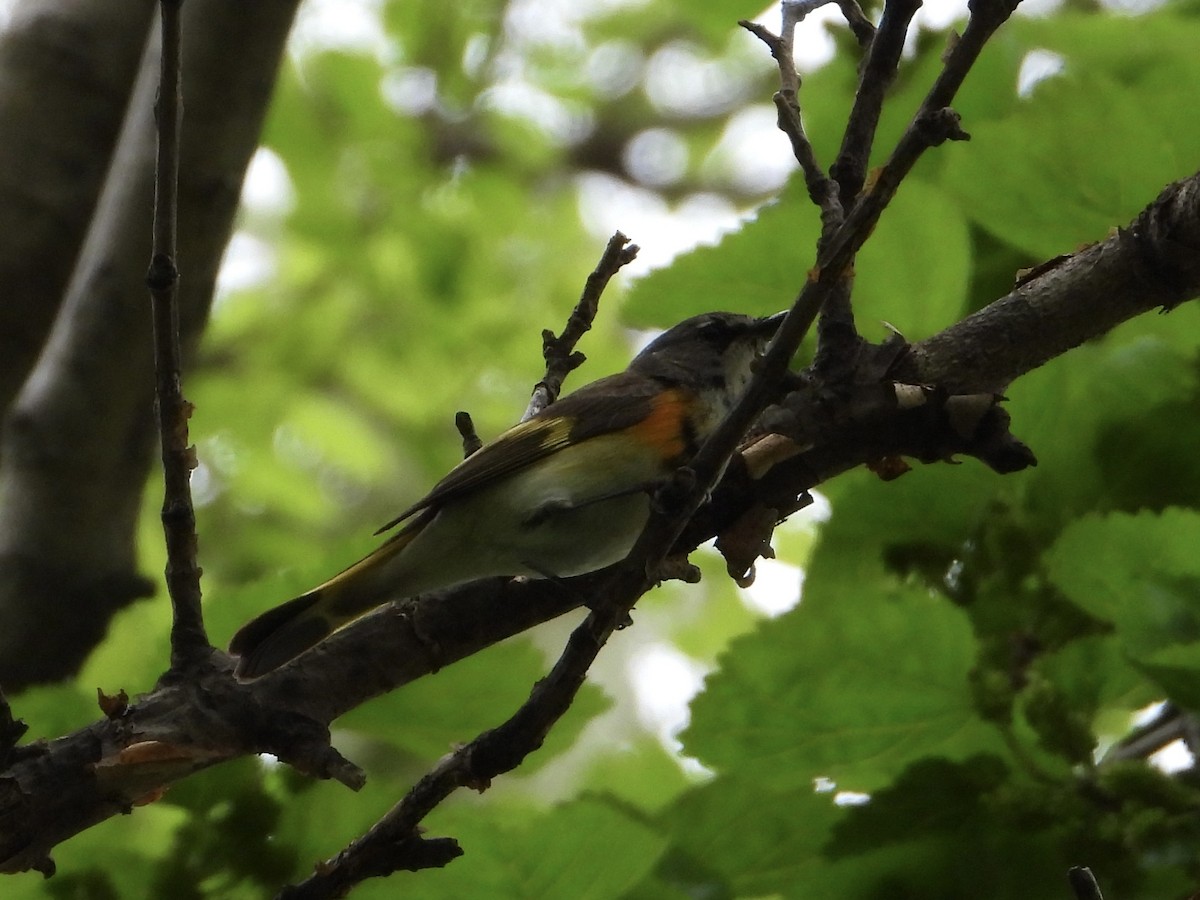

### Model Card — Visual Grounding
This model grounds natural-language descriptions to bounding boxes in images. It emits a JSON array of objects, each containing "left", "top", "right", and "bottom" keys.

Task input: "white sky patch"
[
  {"left": 242, "top": 147, "right": 296, "bottom": 217},
  {"left": 215, "top": 232, "right": 276, "bottom": 298},
  {"left": 1017, "top": 48, "right": 1066, "bottom": 97},
  {"left": 586, "top": 40, "right": 645, "bottom": 98},
  {"left": 1132, "top": 700, "right": 1169, "bottom": 728},
  {"left": 707, "top": 104, "right": 798, "bottom": 195},
  {"left": 746, "top": 2, "right": 842, "bottom": 71},
  {"left": 576, "top": 173, "right": 745, "bottom": 275},
  {"left": 741, "top": 556, "right": 804, "bottom": 617},
  {"left": 1149, "top": 739, "right": 1196, "bottom": 775},
  {"left": 382, "top": 67, "right": 439, "bottom": 115},
  {"left": 643, "top": 39, "right": 757, "bottom": 117},
  {"left": 289, "top": 0, "right": 392, "bottom": 63},
  {"left": 835, "top": 790, "right": 871, "bottom": 806},
  {"left": 479, "top": 82, "right": 595, "bottom": 144},
  {"left": 624, "top": 127, "right": 690, "bottom": 187},
  {"left": 629, "top": 642, "right": 708, "bottom": 742}
]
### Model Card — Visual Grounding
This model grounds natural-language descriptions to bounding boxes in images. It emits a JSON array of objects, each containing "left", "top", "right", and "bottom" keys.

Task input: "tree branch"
[
  {"left": 147, "top": 0, "right": 209, "bottom": 666},
  {"left": 832, "top": 0, "right": 921, "bottom": 207},
  {"left": 522, "top": 231, "right": 639, "bottom": 422},
  {"left": 896, "top": 176, "right": 1200, "bottom": 392},
  {"left": 739, "top": 11, "right": 840, "bottom": 227},
  {"left": 268, "top": 2, "right": 1033, "bottom": 889},
  {"left": 0, "top": 0, "right": 156, "bottom": 416}
]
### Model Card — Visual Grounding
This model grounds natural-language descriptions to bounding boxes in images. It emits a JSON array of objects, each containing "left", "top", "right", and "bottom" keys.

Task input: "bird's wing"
[{"left": 375, "top": 373, "right": 679, "bottom": 535}]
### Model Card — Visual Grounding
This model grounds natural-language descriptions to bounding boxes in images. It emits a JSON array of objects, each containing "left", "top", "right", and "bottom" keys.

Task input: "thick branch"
[
  {"left": 0, "top": 0, "right": 156, "bottom": 415},
  {"left": 0, "top": 0, "right": 300, "bottom": 688},
  {"left": 256, "top": 169, "right": 1200, "bottom": 725},
  {"left": 897, "top": 176, "right": 1200, "bottom": 392}
]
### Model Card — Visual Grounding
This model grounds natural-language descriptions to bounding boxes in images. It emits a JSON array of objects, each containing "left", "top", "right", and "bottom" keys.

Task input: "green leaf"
[
  {"left": 1044, "top": 509, "right": 1200, "bottom": 662},
  {"left": 942, "top": 70, "right": 1182, "bottom": 257},
  {"left": 685, "top": 577, "right": 994, "bottom": 791},
  {"left": 651, "top": 769, "right": 1073, "bottom": 900},
  {"left": 685, "top": 471, "right": 1009, "bottom": 792},
  {"left": 338, "top": 637, "right": 611, "bottom": 770},
  {"left": 854, "top": 178, "right": 970, "bottom": 340},
  {"left": 623, "top": 175, "right": 823, "bottom": 329},
  {"left": 624, "top": 175, "right": 969, "bottom": 342},
  {"left": 575, "top": 739, "right": 695, "bottom": 814},
  {"left": 387, "top": 797, "right": 668, "bottom": 900},
  {"left": 654, "top": 776, "right": 843, "bottom": 897}
]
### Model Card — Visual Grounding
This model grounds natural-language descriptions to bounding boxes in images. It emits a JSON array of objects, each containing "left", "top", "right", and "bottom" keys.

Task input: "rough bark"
[
  {"left": 0, "top": 0, "right": 301, "bottom": 688},
  {"left": 0, "top": 0, "right": 156, "bottom": 416}
]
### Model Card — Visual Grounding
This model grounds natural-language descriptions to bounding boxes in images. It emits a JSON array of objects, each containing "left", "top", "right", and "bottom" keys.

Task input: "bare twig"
[
  {"left": 454, "top": 411, "right": 483, "bottom": 458},
  {"left": 522, "top": 231, "right": 638, "bottom": 422},
  {"left": 743, "top": 2, "right": 873, "bottom": 373},
  {"left": 739, "top": 14, "right": 840, "bottom": 227},
  {"left": 832, "top": 0, "right": 922, "bottom": 207},
  {"left": 2, "top": 157, "right": 1196, "bottom": 877},
  {"left": 1067, "top": 867, "right": 1105, "bottom": 900},
  {"left": 147, "top": 0, "right": 208, "bottom": 666}
]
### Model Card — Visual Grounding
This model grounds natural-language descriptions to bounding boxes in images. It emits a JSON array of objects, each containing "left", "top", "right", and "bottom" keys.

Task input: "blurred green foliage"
[{"left": 11, "top": 0, "right": 1200, "bottom": 897}]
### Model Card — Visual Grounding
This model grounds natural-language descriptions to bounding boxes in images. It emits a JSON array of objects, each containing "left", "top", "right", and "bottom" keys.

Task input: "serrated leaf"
[
  {"left": 1045, "top": 509, "right": 1200, "bottom": 664},
  {"left": 624, "top": 175, "right": 968, "bottom": 342},
  {"left": 338, "top": 636, "right": 611, "bottom": 770},
  {"left": 399, "top": 797, "right": 668, "bottom": 900},
  {"left": 942, "top": 71, "right": 1182, "bottom": 257}
]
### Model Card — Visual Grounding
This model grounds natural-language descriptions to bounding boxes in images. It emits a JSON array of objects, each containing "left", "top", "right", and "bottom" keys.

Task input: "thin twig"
[
  {"left": 818, "top": 0, "right": 923, "bottom": 371},
  {"left": 147, "top": 0, "right": 208, "bottom": 666},
  {"left": 739, "top": 15, "right": 840, "bottom": 227},
  {"left": 522, "top": 231, "right": 638, "bottom": 422},
  {"left": 454, "top": 411, "right": 483, "bottom": 458},
  {"left": 832, "top": 0, "right": 921, "bottom": 208},
  {"left": 742, "top": 4, "right": 854, "bottom": 368},
  {"left": 1067, "top": 867, "right": 1105, "bottom": 900}
]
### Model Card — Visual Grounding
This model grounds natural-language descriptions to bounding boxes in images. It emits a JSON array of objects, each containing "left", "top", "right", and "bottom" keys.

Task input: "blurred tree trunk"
[{"left": 0, "top": 0, "right": 300, "bottom": 688}]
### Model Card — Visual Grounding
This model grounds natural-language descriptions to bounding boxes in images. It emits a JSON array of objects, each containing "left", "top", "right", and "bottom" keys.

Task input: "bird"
[{"left": 229, "top": 310, "right": 785, "bottom": 677}]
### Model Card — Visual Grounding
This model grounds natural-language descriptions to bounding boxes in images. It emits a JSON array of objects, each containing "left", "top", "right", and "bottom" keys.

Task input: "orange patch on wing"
[{"left": 625, "top": 388, "right": 691, "bottom": 460}]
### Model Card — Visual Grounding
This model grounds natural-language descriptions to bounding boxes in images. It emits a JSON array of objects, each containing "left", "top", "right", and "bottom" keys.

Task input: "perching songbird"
[{"left": 230, "top": 310, "right": 784, "bottom": 677}]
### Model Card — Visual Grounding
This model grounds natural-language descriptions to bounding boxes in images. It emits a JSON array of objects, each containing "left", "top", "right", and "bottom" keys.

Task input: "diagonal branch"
[
  {"left": 523, "top": 231, "right": 639, "bottom": 422},
  {"left": 832, "top": 0, "right": 922, "bottom": 208},
  {"left": 8, "top": 0, "right": 1200, "bottom": 884}
]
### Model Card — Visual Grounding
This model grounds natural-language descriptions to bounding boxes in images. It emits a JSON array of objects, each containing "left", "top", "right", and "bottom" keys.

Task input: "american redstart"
[{"left": 230, "top": 310, "right": 785, "bottom": 677}]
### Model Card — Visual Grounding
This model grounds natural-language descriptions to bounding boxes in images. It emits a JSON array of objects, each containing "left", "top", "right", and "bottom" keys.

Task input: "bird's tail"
[
  {"left": 230, "top": 512, "right": 431, "bottom": 678},
  {"left": 229, "top": 590, "right": 332, "bottom": 679}
]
